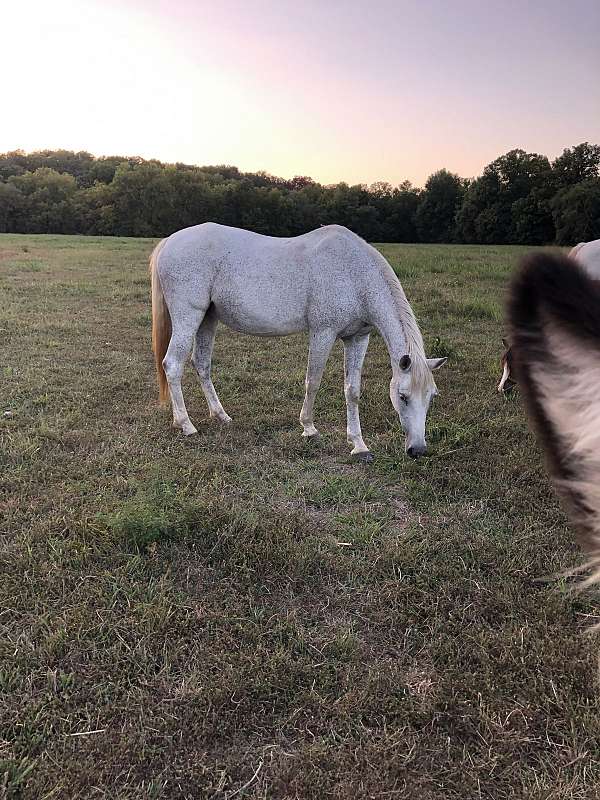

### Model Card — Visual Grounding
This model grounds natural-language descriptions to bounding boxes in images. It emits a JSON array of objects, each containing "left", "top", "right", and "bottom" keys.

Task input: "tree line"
[{"left": 0, "top": 143, "right": 598, "bottom": 244}]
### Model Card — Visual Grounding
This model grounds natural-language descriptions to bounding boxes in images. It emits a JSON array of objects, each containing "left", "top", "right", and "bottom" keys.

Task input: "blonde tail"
[{"left": 150, "top": 238, "right": 171, "bottom": 406}]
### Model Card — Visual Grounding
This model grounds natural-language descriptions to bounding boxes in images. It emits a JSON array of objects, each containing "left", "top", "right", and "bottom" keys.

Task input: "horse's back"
[
  {"left": 161, "top": 222, "right": 366, "bottom": 260},
  {"left": 158, "top": 223, "right": 374, "bottom": 291},
  {"left": 571, "top": 239, "right": 600, "bottom": 279}
]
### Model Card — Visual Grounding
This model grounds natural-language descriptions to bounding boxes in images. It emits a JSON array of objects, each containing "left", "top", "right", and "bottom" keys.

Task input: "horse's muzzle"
[
  {"left": 500, "top": 379, "right": 516, "bottom": 395},
  {"left": 407, "top": 445, "right": 427, "bottom": 459}
]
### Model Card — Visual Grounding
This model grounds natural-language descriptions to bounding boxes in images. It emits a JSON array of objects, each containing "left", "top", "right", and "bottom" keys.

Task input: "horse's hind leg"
[
  {"left": 300, "top": 328, "right": 336, "bottom": 438},
  {"left": 163, "top": 310, "right": 206, "bottom": 436},
  {"left": 192, "top": 306, "right": 232, "bottom": 424}
]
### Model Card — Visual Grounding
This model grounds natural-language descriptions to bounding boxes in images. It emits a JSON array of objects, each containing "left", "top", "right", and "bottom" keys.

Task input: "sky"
[{"left": 2, "top": 0, "right": 599, "bottom": 187}]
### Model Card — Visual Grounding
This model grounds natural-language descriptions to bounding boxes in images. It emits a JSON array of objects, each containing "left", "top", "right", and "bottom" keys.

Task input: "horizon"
[
  {"left": 2, "top": 141, "right": 596, "bottom": 190},
  {"left": 2, "top": 0, "right": 599, "bottom": 187}
]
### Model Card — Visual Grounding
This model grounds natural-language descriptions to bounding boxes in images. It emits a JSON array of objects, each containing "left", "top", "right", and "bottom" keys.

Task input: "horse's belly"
[
  {"left": 211, "top": 270, "right": 309, "bottom": 335},
  {"left": 213, "top": 298, "right": 307, "bottom": 336}
]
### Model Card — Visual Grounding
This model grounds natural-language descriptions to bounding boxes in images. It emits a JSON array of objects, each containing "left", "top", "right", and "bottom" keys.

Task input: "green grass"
[{"left": 1, "top": 234, "right": 599, "bottom": 799}]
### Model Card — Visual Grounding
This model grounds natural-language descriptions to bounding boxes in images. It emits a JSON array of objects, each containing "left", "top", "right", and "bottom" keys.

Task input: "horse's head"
[
  {"left": 498, "top": 337, "right": 516, "bottom": 394},
  {"left": 390, "top": 355, "right": 447, "bottom": 458}
]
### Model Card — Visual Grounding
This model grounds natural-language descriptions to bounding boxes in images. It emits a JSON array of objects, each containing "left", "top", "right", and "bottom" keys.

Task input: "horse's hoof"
[
  {"left": 351, "top": 451, "right": 374, "bottom": 463},
  {"left": 302, "top": 430, "right": 320, "bottom": 440},
  {"left": 172, "top": 421, "right": 196, "bottom": 434},
  {"left": 216, "top": 414, "right": 232, "bottom": 424}
]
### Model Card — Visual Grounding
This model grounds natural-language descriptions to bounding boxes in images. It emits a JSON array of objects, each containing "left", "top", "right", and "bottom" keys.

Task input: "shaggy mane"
[
  {"left": 508, "top": 251, "right": 600, "bottom": 584},
  {"left": 375, "top": 248, "right": 435, "bottom": 392}
]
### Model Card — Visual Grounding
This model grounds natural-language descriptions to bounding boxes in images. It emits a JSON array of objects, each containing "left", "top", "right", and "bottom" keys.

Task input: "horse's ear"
[
  {"left": 399, "top": 355, "right": 411, "bottom": 371},
  {"left": 502, "top": 337, "right": 509, "bottom": 349},
  {"left": 426, "top": 357, "right": 447, "bottom": 371}
]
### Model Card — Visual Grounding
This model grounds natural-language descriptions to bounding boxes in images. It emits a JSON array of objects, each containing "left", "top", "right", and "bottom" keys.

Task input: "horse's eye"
[{"left": 399, "top": 393, "right": 408, "bottom": 404}]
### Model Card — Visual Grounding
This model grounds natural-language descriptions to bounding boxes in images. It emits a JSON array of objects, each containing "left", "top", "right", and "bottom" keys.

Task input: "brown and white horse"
[
  {"left": 499, "top": 239, "right": 600, "bottom": 393},
  {"left": 507, "top": 250, "right": 600, "bottom": 582}
]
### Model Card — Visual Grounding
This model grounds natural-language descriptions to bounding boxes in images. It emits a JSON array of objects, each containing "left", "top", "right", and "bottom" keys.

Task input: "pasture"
[{"left": 1, "top": 234, "right": 599, "bottom": 799}]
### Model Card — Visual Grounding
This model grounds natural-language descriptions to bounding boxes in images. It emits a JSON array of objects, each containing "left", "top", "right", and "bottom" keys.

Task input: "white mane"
[{"left": 374, "top": 247, "right": 435, "bottom": 392}]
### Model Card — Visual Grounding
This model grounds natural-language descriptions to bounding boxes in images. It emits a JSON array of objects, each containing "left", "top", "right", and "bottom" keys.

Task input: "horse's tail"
[
  {"left": 568, "top": 242, "right": 586, "bottom": 260},
  {"left": 150, "top": 238, "right": 171, "bottom": 406}
]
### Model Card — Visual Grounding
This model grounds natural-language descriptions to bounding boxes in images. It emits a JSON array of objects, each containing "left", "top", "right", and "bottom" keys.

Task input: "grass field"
[{"left": 1, "top": 234, "right": 600, "bottom": 799}]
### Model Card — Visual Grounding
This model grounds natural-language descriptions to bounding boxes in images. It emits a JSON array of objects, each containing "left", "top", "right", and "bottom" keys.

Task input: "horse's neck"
[
  {"left": 362, "top": 253, "right": 425, "bottom": 366},
  {"left": 371, "top": 295, "right": 419, "bottom": 367}
]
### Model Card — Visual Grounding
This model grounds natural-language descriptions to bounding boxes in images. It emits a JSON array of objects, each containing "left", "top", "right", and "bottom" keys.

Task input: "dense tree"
[
  {"left": 8, "top": 168, "right": 78, "bottom": 233},
  {"left": 511, "top": 189, "right": 555, "bottom": 245},
  {"left": 415, "top": 170, "right": 464, "bottom": 243},
  {"left": 71, "top": 182, "right": 115, "bottom": 235},
  {"left": 0, "top": 144, "right": 597, "bottom": 244},
  {"left": 109, "top": 163, "right": 187, "bottom": 237},
  {"left": 457, "top": 149, "right": 552, "bottom": 244},
  {"left": 0, "top": 151, "right": 28, "bottom": 181},
  {"left": 552, "top": 142, "right": 600, "bottom": 189},
  {"left": 551, "top": 179, "right": 600, "bottom": 245},
  {"left": 374, "top": 183, "right": 420, "bottom": 242},
  {"left": 0, "top": 182, "right": 22, "bottom": 232},
  {"left": 284, "top": 176, "right": 316, "bottom": 191}
]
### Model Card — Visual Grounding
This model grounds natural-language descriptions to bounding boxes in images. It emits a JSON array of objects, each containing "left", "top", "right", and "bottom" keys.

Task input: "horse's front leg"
[
  {"left": 300, "top": 328, "right": 336, "bottom": 438},
  {"left": 343, "top": 333, "right": 372, "bottom": 461}
]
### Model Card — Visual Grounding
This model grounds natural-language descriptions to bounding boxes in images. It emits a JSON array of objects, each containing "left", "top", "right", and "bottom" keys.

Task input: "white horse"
[
  {"left": 150, "top": 223, "right": 446, "bottom": 459},
  {"left": 508, "top": 250, "right": 600, "bottom": 583},
  {"left": 498, "top": 239, "right": 600, "bottom": 393}
]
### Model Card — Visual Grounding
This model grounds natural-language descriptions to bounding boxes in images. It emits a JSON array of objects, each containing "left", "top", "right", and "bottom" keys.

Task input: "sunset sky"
[{"left": 3, "top": 0, "right": 599, "bottom": 186}]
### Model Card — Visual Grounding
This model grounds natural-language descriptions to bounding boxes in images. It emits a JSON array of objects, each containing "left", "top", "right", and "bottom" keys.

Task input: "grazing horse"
[
  {"left": 498, "top": 239, "right": 600, "bottom": 393},
  {"left": 150, "top": 223, "right": 446, "bottom": 460},
  {"left": 508, "top": 251, "right": 600, "bottom": 582}
]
